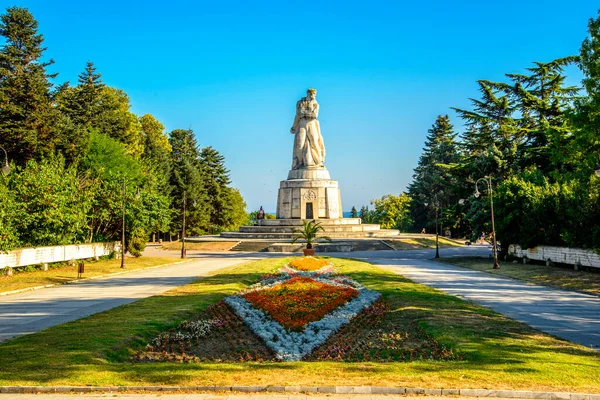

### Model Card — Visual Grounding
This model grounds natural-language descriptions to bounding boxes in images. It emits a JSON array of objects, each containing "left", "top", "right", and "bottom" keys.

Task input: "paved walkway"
[
  {"left": 0, "top": 252, "right": 267, "bottom": 342},
  {"left": 354, "top": 256, "right": 600, "bottom": 350}
]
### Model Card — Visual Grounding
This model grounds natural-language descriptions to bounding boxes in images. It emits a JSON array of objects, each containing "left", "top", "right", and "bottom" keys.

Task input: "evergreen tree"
[
  {"left": 199, "top": 146, "right": 233, "bottom": 232},
  {"left": 408, "top": 115, "right": 462, "bottom": 234},
  {"left": 350, "top": 206, "right": 358, "bottom": 218},
  {"left": 0, "top": 6, "right": 77, "bottom": 165},
  {"left": 505, "top": 57, "right": 579, "bottom": 176},
  {"left": 169, "top": 129, "right": 208, "bottom": 235},
  {"left": 573, "top": 10, "right": 600, "bottom": 178}
]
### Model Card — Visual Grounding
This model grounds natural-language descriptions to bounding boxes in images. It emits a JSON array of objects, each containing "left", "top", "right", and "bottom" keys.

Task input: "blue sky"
[{"left": 6, "top": 0, "right": 599, "bottom": 212}]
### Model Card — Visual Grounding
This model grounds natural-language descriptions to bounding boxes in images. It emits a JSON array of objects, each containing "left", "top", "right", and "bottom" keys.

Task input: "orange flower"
[
  {"left": 287, "top": 257, "right": 331, "bottom": 271},
  {"left": 243, "top": 276, "right": 358, "bottom": 331}
]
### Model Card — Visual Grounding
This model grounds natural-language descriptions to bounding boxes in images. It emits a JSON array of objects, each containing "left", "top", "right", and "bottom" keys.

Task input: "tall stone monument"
[
  {"left": 220, "top": 88, "right": 398, "bottom": 242},
  {"left": 276, "top": 88, "right": 342, "bottom": 220}
]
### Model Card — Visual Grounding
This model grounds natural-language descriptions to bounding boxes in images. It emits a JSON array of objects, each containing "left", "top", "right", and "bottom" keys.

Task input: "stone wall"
[
  {"left": 0, "top": 242, "right": 120, "bottom": 270},
  {"left": 509, "top": 244, "right": 600, "bottom": 269}
]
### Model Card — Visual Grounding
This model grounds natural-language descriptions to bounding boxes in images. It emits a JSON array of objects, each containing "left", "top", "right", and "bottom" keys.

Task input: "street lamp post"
[
  {"left": 181, "top": 190, "right": 187, "bottom": 259},
  {"left": 425, "top": 194, "right": 440, "bottom": 259},
  {"left": 474, "top": 177, "right": 500, "bottom": 269},
  {"left": 0, "top": 145, "right": 11, "bottom": 176},
  {"left": 121, "top": 177, "right": 126, "bottom": 269}
]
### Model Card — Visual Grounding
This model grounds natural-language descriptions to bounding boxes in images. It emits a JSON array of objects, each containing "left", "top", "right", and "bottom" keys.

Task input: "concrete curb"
[
  {"left": 0, "top": 386, "right": 598, "bottom": 398},
  {"left": 0, "top": 259, "right": 194, "bottom": 297}
]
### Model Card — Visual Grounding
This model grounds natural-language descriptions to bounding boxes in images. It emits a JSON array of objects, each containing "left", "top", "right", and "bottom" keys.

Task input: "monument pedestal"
[{"left": 276, "top": 167, "right": 342, "bottom": 220}]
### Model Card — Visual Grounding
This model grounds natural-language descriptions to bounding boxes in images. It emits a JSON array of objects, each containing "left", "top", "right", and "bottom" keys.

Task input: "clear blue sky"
[{"left": 7, "top": 0, "right": 599, "bottom": 212}]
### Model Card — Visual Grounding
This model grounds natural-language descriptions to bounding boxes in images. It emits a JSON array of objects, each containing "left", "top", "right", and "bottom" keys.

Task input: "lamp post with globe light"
[{"left": 474, "top": 177, "right": 500, "bottom": 269}]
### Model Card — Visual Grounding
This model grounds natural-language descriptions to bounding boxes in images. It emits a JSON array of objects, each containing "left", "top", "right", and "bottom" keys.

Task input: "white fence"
[
  {"left": 509, "top": 244, "right": 600, "bottom": 269},
  {"left": 0, "top": 242, "right": 121, "bottom": 269}
]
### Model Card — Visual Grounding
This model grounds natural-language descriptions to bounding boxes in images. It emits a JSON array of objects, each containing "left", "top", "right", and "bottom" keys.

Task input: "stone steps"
[
  {"left": 239, "top": 224, "right": 381, "bottom": 233},
  {"left": 220, "top": 229, "right": 400, "bottom": 239}
]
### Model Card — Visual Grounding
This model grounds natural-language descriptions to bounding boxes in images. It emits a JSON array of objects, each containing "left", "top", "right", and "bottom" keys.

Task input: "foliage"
[
  {"left": 370, "top": 193, "right": 413, "bottom": 231},
  {"left": 0, "top": 176, "right": 20, "bottom": 252},
  {"left": 8, "top": 157, "right": 90, "bottom": 247},
  {"left": 248, "top": 210, "right": 275, "bottom": 224},
  {"left": 350, "top": 206, "right": 358, "bottom": 218}
]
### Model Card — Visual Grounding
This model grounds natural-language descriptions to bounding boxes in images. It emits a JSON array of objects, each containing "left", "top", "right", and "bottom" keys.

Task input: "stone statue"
[{"left": 290, "top": 88, "right": 326, "bottom": 169}]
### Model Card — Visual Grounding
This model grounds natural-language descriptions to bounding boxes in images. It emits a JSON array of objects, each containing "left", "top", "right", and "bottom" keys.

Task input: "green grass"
[
  {"left": 0, "top": 256, "right": 177, "bottom": 294},
  {"left": 441, "top": 257, "right": 600, "bottom": 297},
  {"left": 0, "top": 257, "right": 598, "bottom": 392}
]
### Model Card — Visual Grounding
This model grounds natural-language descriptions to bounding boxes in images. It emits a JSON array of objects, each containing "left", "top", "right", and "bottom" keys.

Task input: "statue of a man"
[{"left": 290, "top": 88, "right": 326, "bottom": 169}]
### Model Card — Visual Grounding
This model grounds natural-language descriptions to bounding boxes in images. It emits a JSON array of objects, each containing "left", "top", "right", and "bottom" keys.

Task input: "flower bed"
[
  {"left": 242, "top": 276, "right": 359, "bottom": 331},
  {"left": 286, "top": 256, "right": 333, "bottom": 272},
  {"left": 135, "top": 261, "right": 456, "bottom": 363}
]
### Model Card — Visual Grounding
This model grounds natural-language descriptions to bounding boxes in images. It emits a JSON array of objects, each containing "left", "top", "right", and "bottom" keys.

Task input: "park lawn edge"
[
  {"left": 0, "top": 256, "right": 188, "bottom": 295},
  {"left": 438, "top": 256, "right": 600, "bottom": 297},
  {"left": 0, "top": 257, "right": 598, "bottom": 392}
]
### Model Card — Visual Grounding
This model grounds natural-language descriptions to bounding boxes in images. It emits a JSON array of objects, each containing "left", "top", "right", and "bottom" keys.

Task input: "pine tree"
[
  {"left": 169, "top": 129, "right": 208, "bottom": 235},
  {"left": 199, "top": 146, "right": 233, "bottom": 232},
  {"left": 70, "top": 61, "right": 105, "bottom": 127},
  {"left": 350, "top": 206, "right": 358, "bottom": 218},
  {"left": 0, "top": 6, "right": 63, "bottom": 165},
  {"left": 505, "top": 57, "right": 579, "bottom": 176},
  {"left": 408, "top": 115, "right": 461, "bottom": 233},
  {"left": 573, "top": 10, "right": 600, "bottom": 177}
]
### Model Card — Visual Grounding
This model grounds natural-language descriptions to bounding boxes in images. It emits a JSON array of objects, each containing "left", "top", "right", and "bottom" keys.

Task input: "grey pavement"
[
  {"left": 0, "top": 252, "right": 269, "bottom": 343},
  {"left": 350, "top": 254, "right": 600, "bottom": 350}
]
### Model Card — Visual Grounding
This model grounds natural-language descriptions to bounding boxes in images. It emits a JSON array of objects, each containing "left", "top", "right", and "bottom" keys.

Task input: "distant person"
[
  {"left": 257, "top": 206, "right": 265, "bottom": 226},
  {"left": 421, "top": 228, "right": 426, "bottom": 234}
]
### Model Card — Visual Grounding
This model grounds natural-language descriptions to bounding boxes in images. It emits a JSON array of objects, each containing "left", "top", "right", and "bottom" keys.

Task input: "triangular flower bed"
[
  {"left": 135, "top": 258, "right": 458, "bottom": 363},
  {"left": 224, "top": 266, "right": 381, "bottom": 361}
]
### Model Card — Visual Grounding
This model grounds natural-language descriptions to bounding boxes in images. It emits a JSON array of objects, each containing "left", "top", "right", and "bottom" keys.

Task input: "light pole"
[
  {"left": 424, "top": 194, "right": 440, "bottom": 259},
  {"left": 0, "top": 145, "right": 11, "bottom": 176},
  {"left": 121, "top": 177, "right": 126, "bottom": 269},
  {"left": 181, "top": 190, "right": 187, "bottom": 259},
  {"left": 474, "top": 176, "right": 500, "bottom": 269}
]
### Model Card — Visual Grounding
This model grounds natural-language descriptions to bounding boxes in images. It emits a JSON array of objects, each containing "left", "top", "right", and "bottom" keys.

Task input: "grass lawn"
[
  {"left": 0, "top": 257, "right": 599, "bottom": 392},
  {"left": 441, "top": 257, "right": 600, "bottom": 297},
  {"left": 159, "top": 241, "right": 237, "bottom": 252},
  {"left": 384, "top": 236, "right": 462, "bottom": 250},
  {"left": 0, "top": 257, "right": 176, "bottom": 294}
]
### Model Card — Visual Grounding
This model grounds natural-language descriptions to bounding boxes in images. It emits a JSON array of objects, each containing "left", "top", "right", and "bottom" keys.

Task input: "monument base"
[{"left": 276, "top": 167, "right": 342, "bottom": 220}]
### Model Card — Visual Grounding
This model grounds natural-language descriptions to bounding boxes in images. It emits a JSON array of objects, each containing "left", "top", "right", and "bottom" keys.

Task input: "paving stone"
[
  {"left": 587, "top": 394, "right": 600, "bottom": 400},
  {"left": 406, "top": 387, "right": 426, "bottom": 395},
  {"left": 570, "top": 394, "right": 590, "bottom": 400},
  {"left": 371, "top": 386, "right": 405, "bottom": 394},
  {"left": 352, "top": 386, "right": 372, "bottom": 394},
  {"left": 461, "top": 389, "right": 493, "bottom": 397},
  {"left": 317, "top": 386, "right": 336, "bottom": 394},
  {"left": 285, "top": 386, "right": 301, "bottom": 393},
  {"left": 335, "top": 386, "right": 353, "bottom": 394},
  {"left": 30, "top": 386, "right": 55, "bottom": 393},
  {"left": 54, "top": 387, "right": 75, "bottom": 393},
  {"left": 497, "top": 390, "right": 534, "bottom": 398},
  {"left": 266, "top": 386, "right": 286, "bottom": 393},
  {"left": 441, "top": 389, "right": 460, "bottom": 395},
  {"left": 232, "top": 386, "right": 266, "bottom": 392},
  {"left": 298, "top": 386, "right": 318, "bottom": 393},
  {"left": 424, "top": 388, "right": 442, "bottom": 395}
]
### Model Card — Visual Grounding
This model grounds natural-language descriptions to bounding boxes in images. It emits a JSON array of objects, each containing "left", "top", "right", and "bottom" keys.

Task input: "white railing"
[
  {"left": 509, "top": 244, "right": 600, "bottom": 269},
  {"left": 0, "top": 242, "right": 121, "bottom": 269}
]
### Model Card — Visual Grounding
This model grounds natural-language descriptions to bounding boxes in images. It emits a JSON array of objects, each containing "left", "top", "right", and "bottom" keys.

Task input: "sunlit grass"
[{"left": 0, "top": 257, "right": 598, "bottom": 392}]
